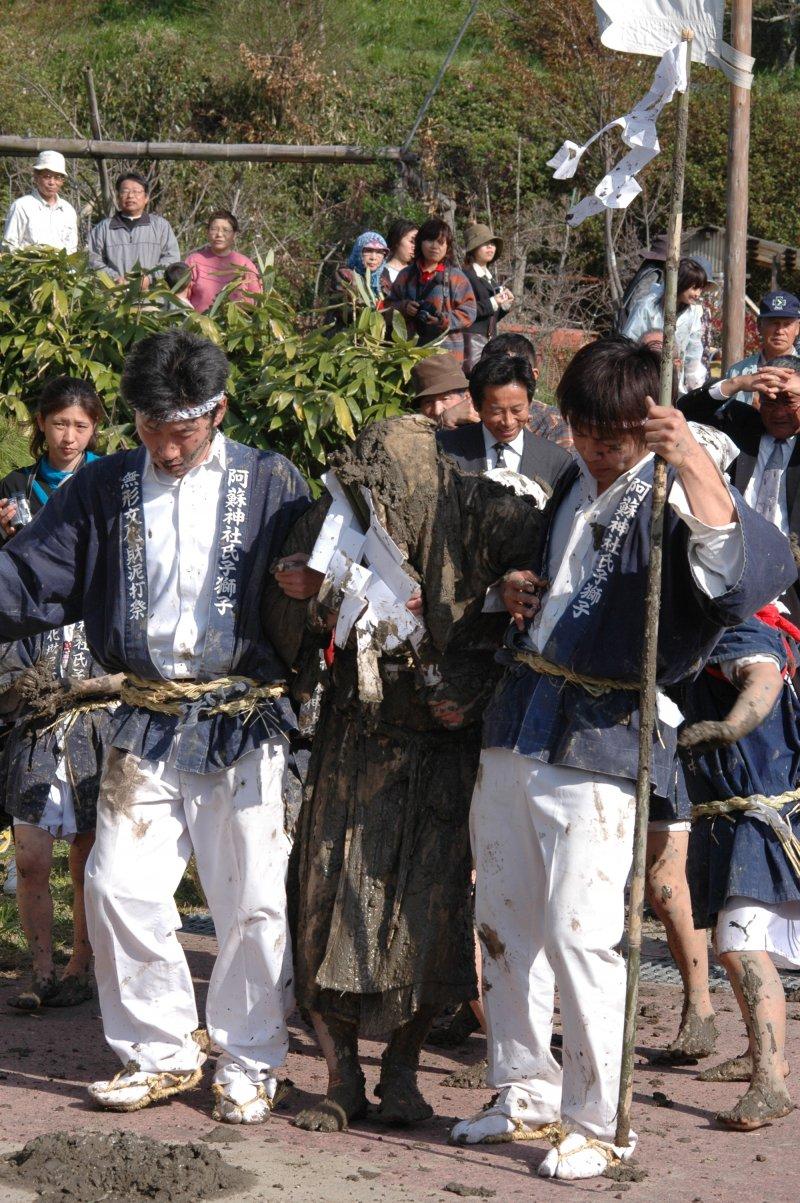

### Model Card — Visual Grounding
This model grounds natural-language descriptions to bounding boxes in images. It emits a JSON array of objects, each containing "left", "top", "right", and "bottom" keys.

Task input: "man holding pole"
[{"left": 450, "top": 336, "right": 796, "bottom": 1179}]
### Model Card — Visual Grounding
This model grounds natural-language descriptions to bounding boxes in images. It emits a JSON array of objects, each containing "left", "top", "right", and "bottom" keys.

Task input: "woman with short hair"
[
  {"left": 382, "top": 219, "right": 417, "bottom": 290},
  {"left": 388, "top": 217, "right": 476, "bottom": 363},
  {"left": 462, "top": 223, "right": 514, "bottom": 370},
  {"left": 185, "top": 210, "right": 262, "bottom": 312},
  {"left": 622, "top": 256, "right": 710, "bottom": 393}
]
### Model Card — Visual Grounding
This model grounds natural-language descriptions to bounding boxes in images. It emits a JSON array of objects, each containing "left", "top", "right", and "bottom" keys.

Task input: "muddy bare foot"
[
  {"left": 427, "top": 1004, "right": 481, "bottom": 1049},
  {"left": 294, "top": 1075, "right": 367, "bottom": 1133},
  {"left": 716, "top": 1081, "right": 794, "bottom": 1130},
  {"left": 441, "top": 1060, "right": 488, "bottom": 1089},
  {"left": 651, "top": 1008, "right": 718, "bottom": 1064},
  {"left": 373, "top": 1065, "right": 433, "bottom": 1126},
  {"left": 699, "top": 1053, "right": 790, "bottom": 1083}
]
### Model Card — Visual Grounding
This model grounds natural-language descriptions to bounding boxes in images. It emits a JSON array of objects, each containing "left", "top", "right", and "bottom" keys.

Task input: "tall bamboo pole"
[
  {"left": 615, "top": 31, "right": 693, "bottom": 1151},
  {"left": 722, "top": 0, "right": 752, "bottom": 370}
]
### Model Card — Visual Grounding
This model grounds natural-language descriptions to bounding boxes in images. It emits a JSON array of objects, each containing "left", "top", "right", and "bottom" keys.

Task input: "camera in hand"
[{"left": 416, "top": 300, "right": 438, "bottom": 324}]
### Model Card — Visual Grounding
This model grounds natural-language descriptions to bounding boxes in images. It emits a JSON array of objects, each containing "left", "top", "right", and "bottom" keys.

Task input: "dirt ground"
[{"left": 0, "top": 930, "right": 798, "bottom": 1202}]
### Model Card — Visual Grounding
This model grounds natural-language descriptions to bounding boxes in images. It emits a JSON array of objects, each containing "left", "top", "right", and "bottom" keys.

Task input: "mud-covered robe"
[
  {"left": 0, "top": 624, "right": 113, "bottom": 831},
  {"left": 682, "top": 618, "right": 800, "bottom": 927},
  {"left": 0, "top": 440, "right": 310, "bottom": 773},
  {"left": 485, "top": 458, "right": 798, "bottom": 802},
  {"left": 265, "top": 416, "right": 550, "bottom": 1035}
]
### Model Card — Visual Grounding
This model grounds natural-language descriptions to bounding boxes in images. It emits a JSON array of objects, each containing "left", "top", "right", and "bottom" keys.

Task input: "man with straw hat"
[{"left": 3, "top": 150, "right": 78, "bottom": 254}]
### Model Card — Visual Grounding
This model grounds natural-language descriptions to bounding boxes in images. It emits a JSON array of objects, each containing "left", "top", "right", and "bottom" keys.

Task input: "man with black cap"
[
  {"left": 0, "top": 330, "right": 315, "bottom": 1125},
  {"left": 724, "top": 290, "right": 800, "bottom": 405},
  {"left": 411, "top": 353, "right": 478, "bottom": 429}
]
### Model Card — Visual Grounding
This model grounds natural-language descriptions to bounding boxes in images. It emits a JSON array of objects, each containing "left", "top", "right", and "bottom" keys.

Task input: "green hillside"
[{"left": 2, "top": 0, "right": 800, "bottom": 320}]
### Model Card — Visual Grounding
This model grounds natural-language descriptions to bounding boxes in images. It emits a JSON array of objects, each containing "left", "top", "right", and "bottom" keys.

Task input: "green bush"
[{"left": 0, "top": 248, "right": 437, "bottom": 486}]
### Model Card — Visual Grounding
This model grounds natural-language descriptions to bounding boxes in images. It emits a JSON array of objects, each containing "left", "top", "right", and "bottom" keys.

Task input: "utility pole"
[{"left": 722, "top": 0, "right": 752, "bottom": 370}]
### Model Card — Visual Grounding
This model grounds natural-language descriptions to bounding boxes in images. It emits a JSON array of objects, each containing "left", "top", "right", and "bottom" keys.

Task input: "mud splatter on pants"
[
  {"left": 85, "top": 740, "right": 293, "bottom": 1091},
  {"left": 470, "top": 748, "right": 637, "bottom": 1143}
]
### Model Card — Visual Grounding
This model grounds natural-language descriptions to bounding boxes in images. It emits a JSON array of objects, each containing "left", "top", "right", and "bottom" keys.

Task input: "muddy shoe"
[
  {"left": 651, "top": 1009, "right": 718, "bottom": 1064},
  {"left": 716, "top": 1082, "right": 794, "bottom": 1130},
  {"left": 88, "top": 1059, "right": 204, "bottom": 1112},
  {"left": 538, "top": 1132, "right": 636, "bottom": 1180},
  {"left": 373, "top": 1063, "right": 433, "bottom": 1126},
  {"left": 427, "top": 1003, "right": 481, "bottom": 1049},
  {"left": 295, "top": 1072, "right": 368, "bottom": 1133},
  {"left": 8, "top": 971, "right": 59, "bottom": 1011},
  {"left": 42, "top": 972, "right": 93, "bottom": 1008},
  {"left": 450, "top": 1085, "right": 559, "bottom": 1145},
  {"left": 213, "top": 1076, "right": 289, "bottom": 1124},
  {"left": 441, "top": 1059, "right": 488, "bottom": 1089}
]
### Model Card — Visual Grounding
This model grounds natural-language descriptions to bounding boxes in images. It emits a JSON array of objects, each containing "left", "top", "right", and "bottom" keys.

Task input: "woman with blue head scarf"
[{"left": 336, "top": 230, "right": 389, "bottom": 310}]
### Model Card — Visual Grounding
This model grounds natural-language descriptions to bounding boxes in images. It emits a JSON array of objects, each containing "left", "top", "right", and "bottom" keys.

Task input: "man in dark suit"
[
  {"left": 437, "top": 353, "right": 574, "bottom": 494},
  {"left": 679, "top": 355, "right": 800, "bottom": 616}
]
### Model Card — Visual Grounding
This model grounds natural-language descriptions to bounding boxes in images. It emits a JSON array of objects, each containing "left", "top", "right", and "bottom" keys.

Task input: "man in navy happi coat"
[{"left": 0, "top": 331, "right": 315, "bottom": 1124}]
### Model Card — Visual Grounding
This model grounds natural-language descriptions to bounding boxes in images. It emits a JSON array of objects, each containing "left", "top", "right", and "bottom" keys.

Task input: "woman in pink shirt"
[{"left": 185, "top": 209, "right": 263, "bottom": 312}]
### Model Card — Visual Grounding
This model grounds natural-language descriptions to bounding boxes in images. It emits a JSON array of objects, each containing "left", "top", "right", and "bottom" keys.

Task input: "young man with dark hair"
[
  {"left": 478, "top": 332, "right": 574, "bottom": 450},
  {"left": 438, "top": 353, "right": 573, "bottom": 490},
  {"left": 450, "top": 336, "right": 796, "bottom": 1179},
  {"left": 88, "top": 172, "right": 180, "bottom": 286},
  {"left": 0, "top": 330, "right": 315, "bottom": 1124}
]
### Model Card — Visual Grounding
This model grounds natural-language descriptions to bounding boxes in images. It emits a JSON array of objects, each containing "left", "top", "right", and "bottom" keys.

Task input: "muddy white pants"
[
  {"left": 471, "top": 748, "right": 636, "bottom": 1141},
  {"left": 85, "top": 739, "right": 293, "bottom": 1084}
]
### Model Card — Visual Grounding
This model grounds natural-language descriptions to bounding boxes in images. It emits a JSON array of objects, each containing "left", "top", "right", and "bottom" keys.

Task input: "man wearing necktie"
[
  {"left": 437, "top": 354, "right": 574, "bottom": 493},
  {"left": 679, "top": 353, "right": 800, "bottom": 618}
]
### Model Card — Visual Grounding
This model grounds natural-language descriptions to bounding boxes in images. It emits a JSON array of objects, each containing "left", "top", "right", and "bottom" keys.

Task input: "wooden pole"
[
  {"left": 83, "top": 69, "right": 114, "bottom": 215},
  {"left": 0, "top": 135, "right": 410, "bottom": 166},
  {"left": 401, "top": 0, "right": 480, "bottom": 153},
  {"left": 615, "top": 31, "right": 693, "bottom": 1151},
  {"left": 722, "top": 0, "right": 752, "bottom": 370}
]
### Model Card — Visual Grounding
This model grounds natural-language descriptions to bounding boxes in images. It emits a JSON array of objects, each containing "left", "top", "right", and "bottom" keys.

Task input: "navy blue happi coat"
[
  {"left": 484, "top": 458, "right": 798, "bottom": 801},
  {"left": 0, "top": 624, "right": 112, "bottom": 830},
  {"left": 683, "top": 616, "right": 800, "bottom": 927},
  {"left": 0, "top": 439, "right": 309, "bottom": 773}
]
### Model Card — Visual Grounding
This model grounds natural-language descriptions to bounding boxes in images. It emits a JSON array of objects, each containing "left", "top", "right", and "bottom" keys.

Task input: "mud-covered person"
[
  {"left": 265, "top": 410, "right": 561, "bottom": 1135},
  {"left": 0, "top": 330, "right": 313, "bottom": 1125},
  {"left": 679, "top": 612, "right": 800, "bottom": 1131},
  {"left": 450, "top": 335, "right": 797, "bottom": 1181}
]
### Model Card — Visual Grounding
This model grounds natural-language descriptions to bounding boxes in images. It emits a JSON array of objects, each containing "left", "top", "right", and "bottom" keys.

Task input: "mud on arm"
[{"left": 679, "top": 659, "right": 784, "bottom": 753}]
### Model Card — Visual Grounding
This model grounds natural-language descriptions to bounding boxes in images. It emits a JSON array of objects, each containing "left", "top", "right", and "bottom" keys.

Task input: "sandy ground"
[{"left": 0, "top": 931, "right": 799, "bottom": 1202}]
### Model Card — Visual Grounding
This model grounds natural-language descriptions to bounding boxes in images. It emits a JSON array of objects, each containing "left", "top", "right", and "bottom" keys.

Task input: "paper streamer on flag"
[
  {"left": 547, "top": 41, "right": 687, "bottom": 228},
  {"left": 595, "top": 0, "right": 754, "bottom": 89}
]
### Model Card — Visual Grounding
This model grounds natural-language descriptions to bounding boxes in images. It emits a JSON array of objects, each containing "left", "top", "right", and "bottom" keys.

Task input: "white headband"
[{"left": 135, "top": 390, "right": 225, "bottom": 423}]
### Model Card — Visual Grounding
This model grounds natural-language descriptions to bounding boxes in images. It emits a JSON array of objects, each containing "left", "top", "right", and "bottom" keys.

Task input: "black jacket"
[
  {"left": 437, "top": 421, "right": 574, "bottom": 496},
  {"left": 678, "top": 383, "right": 800, "bottom": 616},
  {"left": 462, "top": 265, "right": 509, "bottom": 339}
]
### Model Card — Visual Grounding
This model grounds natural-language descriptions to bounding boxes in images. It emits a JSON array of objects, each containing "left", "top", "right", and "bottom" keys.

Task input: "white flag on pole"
[
  {"left": 547, "top": 41, "right": 687, "bottom": 228},
  {"left": 595, "top": 0, "right": 754, "bottom": 89}
]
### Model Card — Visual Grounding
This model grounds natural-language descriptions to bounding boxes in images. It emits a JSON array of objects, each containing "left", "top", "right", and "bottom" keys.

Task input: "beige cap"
[{"left": 33, "top": 150, "right": 67, "bottom": 176}]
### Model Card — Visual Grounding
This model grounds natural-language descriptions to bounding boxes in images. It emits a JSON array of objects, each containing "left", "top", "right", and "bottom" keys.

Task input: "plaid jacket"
[{"left": 389, "top": 261, "right": 477, "bottom": 362}]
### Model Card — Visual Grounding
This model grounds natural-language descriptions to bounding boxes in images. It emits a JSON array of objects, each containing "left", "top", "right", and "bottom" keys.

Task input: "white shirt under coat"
[
  {"left": 3, "top": 191, "right": 78, "bottom": 253},
  {"left": 708, "top": 379, "right": 795, "bottom": 535},
  {"left": 142, "top": 433, "right": 226, "bottom": 680},
  {"left": 483, "top": 424, "right": 524, "bottom": 472}
]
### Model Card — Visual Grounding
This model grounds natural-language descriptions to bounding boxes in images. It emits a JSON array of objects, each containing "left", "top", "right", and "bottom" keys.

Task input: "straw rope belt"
[
  {"left": 691, "top": 788, "right": 800, "bottom": 821},
  {"left": 513, "top": 650, "right": 639, "bottom": 698},
  {"left": 692, "top": 788, "right": 800, "bottom": 881},
  {"left": 121, "top": 674, "right": 286, "bottom": 718},
  {"left": 120, "top": 673, "right": 285, "bottom": 716}
]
